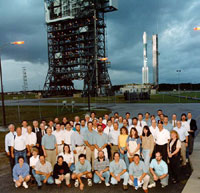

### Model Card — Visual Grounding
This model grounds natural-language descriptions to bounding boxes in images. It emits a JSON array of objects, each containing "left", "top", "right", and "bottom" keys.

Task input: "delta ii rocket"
[{"left": 142, "top": 32, "right": 149, "bottom": 84}]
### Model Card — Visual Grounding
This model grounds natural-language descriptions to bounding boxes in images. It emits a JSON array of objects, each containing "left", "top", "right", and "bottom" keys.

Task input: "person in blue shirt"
[
  {"left": 72, "top": 154, "right": 92, "bottom": 190},
  {"left": 13, "top": 156, "right": 30, "bottom": 189},
  {"left": 148, "top": 152, "right": 169, "bottom": 188}
]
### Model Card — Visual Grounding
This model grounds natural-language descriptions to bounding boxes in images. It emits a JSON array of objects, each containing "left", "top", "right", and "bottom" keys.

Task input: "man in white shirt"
[
  {"left": 11, "top": 127, "right": 29, "bottom": 164},
  {"left": 21, "top": 120, "right": 28, "bottom": 135},
  {"left": 125, "top": 112, "right": 132, "bottom": 126},
  {"left": 53, "top": 123, "right": 64, "bottom": 154},
  {"left": 63, "top": 122, "right": 74, "bottom": 149},
  {"left": 149, "top": 120, "right": 158, "bottom": 139},
  {"left": 181, "top": 113, "right": 190, "bottom": 132},
  {"left": 129, "top": 117, "right": 142, "bottom": 136},
  {"left": 109, "top": 122, "right": 120, "bottom": 160},
  {"left": 5, "top": 124, "right": 16, "bottom": 169},
  {"left": 104, "top": 119, "right": 113, "bottom": 135},
  {"left": 173, "top": 121, "right": 189, "bottom": 166},
  {"left": 154, "top": 121, "right": 170, "bottom": 163},
  {"left": 25, "top": 126, "right": 37, "bottom": 160},
  {"left": 102, "top": 113, "right": 109, "bottom": 125},
  {"left": 137, "top": 113, "right": 147, "bottom": 129}
]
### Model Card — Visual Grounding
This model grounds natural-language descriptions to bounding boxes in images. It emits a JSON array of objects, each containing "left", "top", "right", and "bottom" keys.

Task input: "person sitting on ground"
[
  {"left": 93, "top": 151, "right": 110, "bottom": 187},
  {"left": 33, "top": 155, "right": 54, "bottom": 189},
  {"left": 13, "top": 156, "right": 31, "bottom": 189},
  {"left": 109, "top": 152, "right": 129, "bottom": 190},
  {"left": 148, "top": 152, "right": 168, "bottom": 189},
  {"left": 72, "top": 154, "right": 93, "bottom": 190},
  {"left": 129, "top": 154, "right": 149, "bottom": 193},
  {"left": 53, "top": 156, "right": 71, "bottom": 187}
]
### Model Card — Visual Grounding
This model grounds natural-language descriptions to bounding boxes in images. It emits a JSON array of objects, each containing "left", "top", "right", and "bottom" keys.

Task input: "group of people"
[{"left": 5, "top": 110, "right": 197, "bottom": 192}]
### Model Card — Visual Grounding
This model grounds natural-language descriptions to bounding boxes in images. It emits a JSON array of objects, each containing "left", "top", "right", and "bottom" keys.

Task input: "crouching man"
[{"left": 72, "top": 154, "right": 92, "bottom": 190}]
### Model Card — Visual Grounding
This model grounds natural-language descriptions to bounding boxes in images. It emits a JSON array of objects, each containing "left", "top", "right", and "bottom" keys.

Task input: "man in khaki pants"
[
  {"left": 83, "top": 122, "right": 96, "bottom": 170},
  {"left": 42, "top": 127, "right": 58, "bottom": 167},
  {"left": 109, "top": 122, "right": 120, "bottom": 160}
]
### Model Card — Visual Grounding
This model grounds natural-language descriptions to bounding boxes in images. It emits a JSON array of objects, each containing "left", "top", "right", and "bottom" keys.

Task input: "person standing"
[
  {"left": 84, "top": 121, "right": 96, "bottom": 170},
  {"left": 93, "top": 151, "right": 110, "bottom": 186},
  {"left": 170, "top": 113, "right": 178, "bottom": 128},
  {"left": 167, "top": 130, "right": 181, "bottom": 184},
  {"left": 173, "top": 121, "right": 189, "bottom": 166},
  {"left": 53, "top": 156, "right": 71, "bottom": 187},
  {"left": 36, "top": 123, "right": 46, "bottom": 155},
  {"left": 149, "top": 120, "right": 158, "bottom": 139},
  {"left": 5, "top": 124, "right": 16, "bottom": 169},
  {"left": 11, "top": 127, "right": 29, "bottom": 164},
  {"left": 42, "top": 127, "right": 58, "bottom": 167},
  {"left": 33, "top": 120, "right": 40, "bottom": 133},
  {"left": 109, "top": 122, "right": 120, "bottom": 160},
  {"left": 71, "top": 123, "right": 85, "bottom": 164},
  {"left": 154, "top": 121, "right": 170, "bottom": 163},
  {"left": 163, "top": 116, "right": 173, "bottom": 132},
  {"left": 94, "top": 125, "right": 108, "bottom": 159},
  {"left": 13, "top": 156, "right": 30, "bottom": 189},
  {"left": 63, "top": 122, "right": 74, "bottom": 149},
  {"left": 148, "top": 152, "right": 169, "bottom": 188},
  {"left": 129, "top": 154, "right": 149, "bottom": 193},
  {"left": 109, "top": 152, "right": 129, "bottom": 190},
  {"left": 21, "top": 120, "right": 28, "bottom": 135},
  {"left": 187, "top": 112, "right": 197, "bottom": 155}
]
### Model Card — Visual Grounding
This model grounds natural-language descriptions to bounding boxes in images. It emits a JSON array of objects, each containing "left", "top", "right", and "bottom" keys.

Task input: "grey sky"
[{"left": 0, "top": 0, "right": 200, "bottom": 91}]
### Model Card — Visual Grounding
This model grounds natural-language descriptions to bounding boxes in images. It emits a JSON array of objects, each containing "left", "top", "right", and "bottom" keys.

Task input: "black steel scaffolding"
[{"left": 43, "top": 0, "right": 117, "bottom": 96}]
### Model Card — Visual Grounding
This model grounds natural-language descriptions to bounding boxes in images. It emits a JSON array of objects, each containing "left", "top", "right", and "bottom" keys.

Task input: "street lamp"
[
  {"left": 176, "top": 70, "right": 181, "bottom": 103},
  {"left": 0, "top": 41, "right": 24, "bottom": 127}
]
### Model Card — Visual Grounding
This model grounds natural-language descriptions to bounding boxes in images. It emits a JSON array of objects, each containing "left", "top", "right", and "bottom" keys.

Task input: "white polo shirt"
[
  {"left": 108, "top": 130, "right": 120, "bottom": 145},
  {"left": 11, "top": 134, "right": 28, "bottom": 151},
  {"left": 30, "top": 155, "right": 39, "bottom": 167},
  {"left": 181, "top": 121, "right": 190, "bottom": 132},
  {"left": 154, "top": 128, "right": 170, "bottom": 145},
  {"left": 22, "top": 127, "right": 28, "bottom": 135},
  {"left": 53, "top": 130, "right": 64, "bottom": 145},
  {"left": 173, "top": 127, "right": 189, "bottom": 142},
  {"left": 25, "top": 132, "right": 37, "bottom": 146},
  {"left": 63, "top": 129, "right": 74, "bottom": 145},
  {"left": 128, "top": 125, "right": 143, "bottom": 136},
  {"left": 149, "top": 126, "right": 158, "bottom": 139}
]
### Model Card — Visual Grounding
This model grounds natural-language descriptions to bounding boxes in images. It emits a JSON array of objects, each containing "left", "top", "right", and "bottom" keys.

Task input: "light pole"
[
  {"left": 176, "top": 69, "right": 181, "bottom": 103},
  {"left": 0, "top": 41, "right": 24, "bottom": 127}
]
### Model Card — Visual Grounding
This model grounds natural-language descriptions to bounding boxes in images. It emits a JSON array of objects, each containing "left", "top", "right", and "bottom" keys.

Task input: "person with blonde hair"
[{"left": 167, "top": 130, "right": 181, "bottom": 184}]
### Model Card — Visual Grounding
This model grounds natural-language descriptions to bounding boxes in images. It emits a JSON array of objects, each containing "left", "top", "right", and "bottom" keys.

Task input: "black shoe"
[{"left": 38, "top": 185, "right": 42, "bottom": 190}]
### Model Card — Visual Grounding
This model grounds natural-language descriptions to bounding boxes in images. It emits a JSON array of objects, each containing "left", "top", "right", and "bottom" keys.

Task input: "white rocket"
[{"left": 142, "top": 32, "right": 149, "bottom": 84}]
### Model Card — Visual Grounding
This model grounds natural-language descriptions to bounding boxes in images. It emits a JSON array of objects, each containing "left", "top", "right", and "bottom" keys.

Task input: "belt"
[
  {"left": 45, "top": 148, "right": 56, "bottom": 151},
  {"left": 14, "top": 149, "right": 26, "bottom": 152},
  {"left": 75, "top": 144, "right": 85, "bottom": 147}
]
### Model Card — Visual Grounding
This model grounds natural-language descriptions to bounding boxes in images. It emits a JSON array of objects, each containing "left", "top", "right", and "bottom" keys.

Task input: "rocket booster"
[{"left": 142, "top": 32, "right": 149, "bottom": 84}]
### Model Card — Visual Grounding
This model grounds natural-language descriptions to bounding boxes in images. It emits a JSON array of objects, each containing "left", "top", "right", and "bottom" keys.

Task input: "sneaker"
[
  {"left": 88, "top": 179, "right": 92, "bottom": 186},
  {"left": 98, "top": 180, "right": 102, "bottom": 184},
  {"left": 22, "top": 182, "right": 28, "bottom": 189},
  {"left": 105, "top": 182, "right": 110, "bottom": 187},
  {"left": 128, "top": 179, "right": 133, "bottom": 186},
  {"left": 15, "top": 183, "right": 18, "bottom": 188},
  {"left": 186, "top": 158, "right": 189, "bottom": 163},
  {"left": 161, "top": 184, "right": 167, "bottom": 188},
  {"left": 148, "top": 182, "right": 156, "bottom": 188},
  {"left": 74, "top": 180, "right": 79, "bottom": 188}
]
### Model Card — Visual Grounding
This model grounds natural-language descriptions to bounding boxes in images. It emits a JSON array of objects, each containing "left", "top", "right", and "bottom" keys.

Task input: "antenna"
[{"left": 22, "top": 67, "right": 28, "bottom": 93}]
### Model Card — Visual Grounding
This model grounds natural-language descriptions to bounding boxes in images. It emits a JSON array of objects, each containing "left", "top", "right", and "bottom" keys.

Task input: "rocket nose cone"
[{"left": 143, "top": 32, "right": 147, "bottom": 44}]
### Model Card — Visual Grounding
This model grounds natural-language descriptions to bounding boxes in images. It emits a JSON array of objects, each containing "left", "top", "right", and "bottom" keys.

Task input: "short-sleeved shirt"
[
  {"left": 154, "top": 129, "right": 170, "bottom": 145},
  {"left": 150, "top": 159, "right": 168, "bottom": 176},
  {"left": 109, "top": 159, "right": 126, "bottom": 175},
  {"left": 80, "top": 126, "right": 88, "bottom": 135},
  {"left": 75, "top": 160, "right": 91, "bottom": 174},
  {"left": 59, "top": 152, "right": 74, "bottom": 164},
  {"left": 71, "top": 131, "right": 85, "bottom": 150},
  {"left": 173, "top": 127, "right": 189, "bottom": 142},
  {"left": 83, "top": 130, "right": 96, "bottom": 145},
  {"left": 109, "top": 130, "right": 120, "bottom": 145},
  {"left": 163, "top": 123, "right": 173, "bottom": 132},
  {"left": 94, "top": 158, "right": 109, "bottom": 172},
  {"left": 35, "top": 161, "right": 53, "bottom": 174},
  {"left": 41, "top": 134, "right": 57, "bottom": 149},
  {"left": 129, "top": 161, "right": 148, "bottom": 177},
  {"left": 30, "top": 155, "right": 39, "bottom": 167},
  {"left": 94, "top": 132, "right": 108, "bottom": 147},
  {"left": 119, "top": 135, "right": 128, "bottom": 148},
  {"left": 52, "top": 130, "right": 64, "bottom": 145},
  {"left": 11, "top": 134, "right": 28, "bottom": 151}
]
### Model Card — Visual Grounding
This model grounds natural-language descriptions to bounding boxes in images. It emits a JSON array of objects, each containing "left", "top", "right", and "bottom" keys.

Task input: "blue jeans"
[
  {"left": 33, "top": 173, "right": 54, "bottom": 186},
  {"left": 142, "top": 149, "right": 151, "bottom": 169},
  {"left": 119, "top": 148, "right": 129, "bottom": 170},
  {"left": 93, "top": 171, "right": 110, "bottom": 184},
  {"left": 111, "top": 172, "right": 129, "bottom": 185},
  {"left": 14, "top": 149, "right": 27, "bottom": 164}
]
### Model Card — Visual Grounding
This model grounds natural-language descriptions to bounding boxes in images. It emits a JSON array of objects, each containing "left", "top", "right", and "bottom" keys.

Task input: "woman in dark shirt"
[{"left": 53, "top": 156, "right": 71, "bottom": 187}]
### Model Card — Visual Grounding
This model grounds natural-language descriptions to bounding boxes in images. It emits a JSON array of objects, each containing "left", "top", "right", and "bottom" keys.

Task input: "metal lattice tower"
[
  {"left": 22, "top": 67, "right": 28, "bottom": 92},
  {"left": 43, "top": 0, "right": 118, "bottom": 96}
]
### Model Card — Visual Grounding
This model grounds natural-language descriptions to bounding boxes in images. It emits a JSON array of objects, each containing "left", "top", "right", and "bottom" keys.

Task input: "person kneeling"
[
  {"left": 93, "top": 151, "right": 110, "bottom": 186},
  {"left": 53, "top": 156, "right": 71, "bottom": 187},
  {"left": 71, "top": 154, "right": 92, "bottom": 190},
  {"left": 33, "top": 155, "right": 54, "bottom": 189},
  {"left": 129, "top": 154, "right": 149, "bottom": 193},
  {"left": 110, "top": 152, "right": 129, "bottom": 190},
  {"left": 148, "top": 152, "right": 169, "bottom": 188},
  {"left": 13, "top": 156, "right": 31, "bottom": 189}
]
